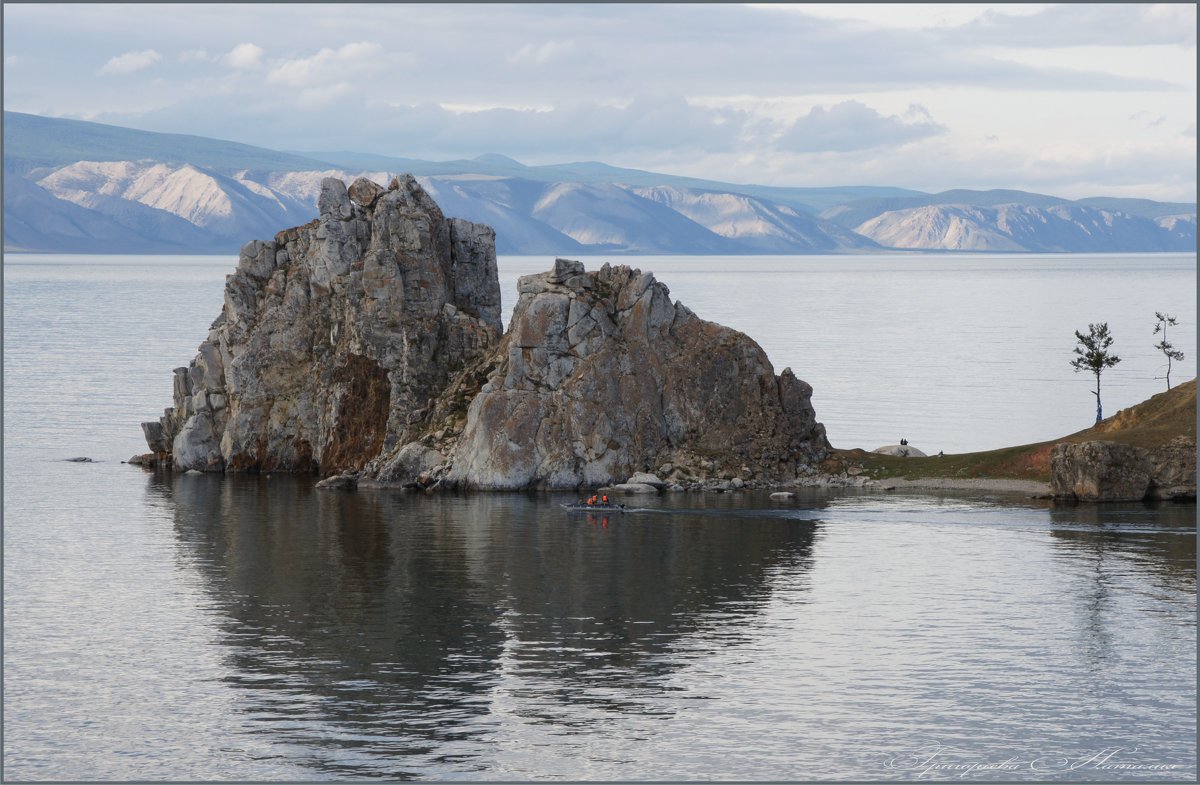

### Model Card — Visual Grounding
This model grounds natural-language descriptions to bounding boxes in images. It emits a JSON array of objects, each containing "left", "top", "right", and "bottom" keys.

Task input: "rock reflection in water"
[
  {"left": 1046, "top": 501, "right": 1196, "bottom": 675},
  {"left": 155, "top": 474, "right": 819, "bottom": 777},
  {"left": 1048, "top": 501, "right": 1196, "bottom": 592}
]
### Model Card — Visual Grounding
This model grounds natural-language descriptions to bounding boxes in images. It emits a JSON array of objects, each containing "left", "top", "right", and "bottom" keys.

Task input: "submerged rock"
[
  {"left": 142, "top": 175, "right": 502, "bottom": 474},
  {"left": 315, "top": 473, "right": 359, "bottom": 491}
]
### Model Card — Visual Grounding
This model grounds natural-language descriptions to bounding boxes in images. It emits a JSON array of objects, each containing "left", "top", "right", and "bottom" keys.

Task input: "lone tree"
[
  {"left": 1070, "top": 322, "right": 1121, "bottom": 423},
  {"left": 1153, "top": 311, "right": 1184, "bottom": 390}
]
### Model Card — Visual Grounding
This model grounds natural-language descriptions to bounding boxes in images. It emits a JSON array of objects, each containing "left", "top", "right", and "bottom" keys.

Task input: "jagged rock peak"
[
  {"left": 368, "top": 258, "right": 830, "bottom": 490},
  {"left": 141, "top": 174, "right": 502, "bottom": 475}
]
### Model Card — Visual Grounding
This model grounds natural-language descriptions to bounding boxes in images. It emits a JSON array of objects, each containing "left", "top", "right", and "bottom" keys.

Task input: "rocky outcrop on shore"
[
  {"left": 368, "top": 257, "right": 829, "bottom": 490},
  {"left": 1050, "top": 437, "right": 1196, "bottom": 502},
  {"left": 140, "top": 175, "right": 502, "bottom": 474}
]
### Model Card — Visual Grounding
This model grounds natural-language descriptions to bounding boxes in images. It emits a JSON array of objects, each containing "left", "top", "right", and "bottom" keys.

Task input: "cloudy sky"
[{"left": 3, "top": 3, "right": 1195, "bottom": 200}]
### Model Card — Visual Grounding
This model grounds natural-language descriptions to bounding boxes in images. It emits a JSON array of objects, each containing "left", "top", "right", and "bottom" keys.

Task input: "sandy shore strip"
[{"left": 878, "top": 477, "right": 1051, "bottom": 495}]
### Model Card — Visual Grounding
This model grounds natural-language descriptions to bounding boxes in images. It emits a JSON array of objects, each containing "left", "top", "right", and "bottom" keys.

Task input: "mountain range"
[{"left": 3, "top": 111, "right": 1195, "bottom": 255}]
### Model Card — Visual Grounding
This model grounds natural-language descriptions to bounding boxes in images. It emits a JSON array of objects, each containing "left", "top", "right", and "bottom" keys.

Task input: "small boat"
[{"left": 561, "top": 502, "right": 627, "bottom": 513}]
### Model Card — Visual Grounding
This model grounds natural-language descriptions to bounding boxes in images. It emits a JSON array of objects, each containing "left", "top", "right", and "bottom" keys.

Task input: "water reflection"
[
  {"left": 1047, "top": 502, "right": 1196, "bottom": 679},
  {"left": 1048, "top": 502, "right": 1196, "bottom": 592},
  {"left": 152, "top": 475, "right": 819, "bottom": 777}
]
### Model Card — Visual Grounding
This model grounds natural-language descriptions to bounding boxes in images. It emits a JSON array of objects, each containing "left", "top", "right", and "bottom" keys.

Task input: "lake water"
[{"left": 3, "top": 253, "right": 1196, "bottom": 780}]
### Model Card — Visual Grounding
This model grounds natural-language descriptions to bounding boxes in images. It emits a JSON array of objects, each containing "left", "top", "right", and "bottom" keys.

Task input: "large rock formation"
[
  {"left": 366, "top": 257, "right": 829, "bottom": 489},
  {"left": 142, "top": 178, "right": 830, "bottom": 489},
  {"left": 142, "top": 175, "right": 502, "bottom": 474},
  {"left": 1050, "top": 437, "right": 1196, "bottom": 502}
]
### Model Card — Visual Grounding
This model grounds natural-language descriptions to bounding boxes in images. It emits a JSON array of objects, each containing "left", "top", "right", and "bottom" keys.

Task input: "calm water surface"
[{"left": 3, "top": 254, "right": 1196, "bottom": 780}]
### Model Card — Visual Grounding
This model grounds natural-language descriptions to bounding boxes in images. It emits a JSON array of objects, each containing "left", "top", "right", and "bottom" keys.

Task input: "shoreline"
[
  {"left": 791, "top": 472, "right": 1051, "bottom": 497},
  {"left": 136, "top": 460, "right": 1054, "bottom": 498},
  {"left": 865, "top": 476, "right": 1051, "bottom": 495}
]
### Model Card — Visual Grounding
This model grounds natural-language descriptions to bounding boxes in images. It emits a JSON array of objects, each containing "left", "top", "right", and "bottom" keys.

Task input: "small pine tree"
[
  {"left": 1153, "top": 311, "right": 1184, "bottom": 390},
  {"left": 1070, "top": 322, "right": 1121, "bottom": 423}
]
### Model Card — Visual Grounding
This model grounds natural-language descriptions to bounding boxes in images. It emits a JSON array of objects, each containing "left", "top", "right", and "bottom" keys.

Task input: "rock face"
[
  {"left": 1050, "top": 437, "right": 1196, "bottom": 502},
  {"left": 376, "top": 257, "right": 829, "bottom": 490},
  {"left": 1147, "top": 436, "right": 1198, "bottom": 500},
  {"left": 142, "top": 175, "right": 502, "bottom": 474}
]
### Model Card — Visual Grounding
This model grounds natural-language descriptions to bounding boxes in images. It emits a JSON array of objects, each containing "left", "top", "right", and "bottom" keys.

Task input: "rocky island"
[{"left": 138, "top": 175, "right": 830, "bottom": 490}]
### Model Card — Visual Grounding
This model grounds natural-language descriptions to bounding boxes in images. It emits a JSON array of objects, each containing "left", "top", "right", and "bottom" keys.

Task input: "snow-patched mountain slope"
[
  {"left": 415, "top": 176, "right": 585, "bottom": 255},
  {"left": 855, "top": 205, "right": 1024, "bottom": 251},
  {"left": 11, "top": 152, "right": 1194, "bottom": 255},
  {"left": 1155, "top": 214, "right": 1198, "bottom": 246},
  {"left": 628, "top": 185, "right": 878, "bottom": 252},
  {"left": 855, "top": 204, "right": 1192, "bottom": 252},
  {"left": 2, "top": 175, "right": 218, "bottom": 252},
  {"left": 37, "top": 161, "right": 316, "bottom": 241},
  {"left": 529, "top": 182, "right": 731, "bottom": 252},
  {"left": 263, "top": 169, "right": 392, "bottom": 206}
]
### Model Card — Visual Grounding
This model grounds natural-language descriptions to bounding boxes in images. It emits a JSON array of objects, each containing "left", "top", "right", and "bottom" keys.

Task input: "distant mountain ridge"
[
  {"left": 853, "top": 203, "right": 1189, "bottom": 252},
  {"left": 3, "top": 111, "right": 1194, "bottom": 255},
  {"left": 822, "top": 189, "right": 1195, "bottom": 229}
]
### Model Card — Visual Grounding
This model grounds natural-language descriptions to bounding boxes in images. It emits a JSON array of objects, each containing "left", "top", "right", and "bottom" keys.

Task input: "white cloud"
[
  {"left": 222, "top": 43, "right": 264, "bottom": 69},
  {"left": 2, "top": 4, "right": 1193, "bottom": 201},
  {"left": 97, "top": 49, "right": 160, "bottom": 76},
  {"left": 267, "top": 42, "right": 384, "bottom": 87},
  {"left": 776, "top": 101, "right": 946, "bottom": 153},
  {"left": 754, "top": 4, "right": 1052, "bottom": 31},
  {"left": 954, "top": 3, "right": 1196, "bottom": 47},
  {"left": 347, "top": 98, "right": 751, "bottom": 159},
  {"left": 508, "top": 41, "right": 573, "bottom": 66},
  {"left": 755, "top": 135, "right": 1197, "bottom": 202},
  {"left": 296, "top": 82, "right": 355, "bottom": 108}
]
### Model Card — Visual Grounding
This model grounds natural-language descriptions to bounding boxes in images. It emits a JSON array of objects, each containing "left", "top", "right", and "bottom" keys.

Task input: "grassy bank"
[{"left": 824, "top": 378, "right": 1196, "bottom": 483}]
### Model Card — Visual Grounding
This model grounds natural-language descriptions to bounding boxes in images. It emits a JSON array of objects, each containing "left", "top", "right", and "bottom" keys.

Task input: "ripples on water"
[{"left": 3, "top": 256, "right": 1196, "bottom": 780}]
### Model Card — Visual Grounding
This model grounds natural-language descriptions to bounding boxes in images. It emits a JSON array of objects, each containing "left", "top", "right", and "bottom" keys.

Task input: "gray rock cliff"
[
  {"left": 1049, "top": 437, "right": 1196, "bottom": 502},
  {"left": 367, "top": 257, "right": 830, "bottom": 489},
  {"left": 142, "top": 174, "right": 502, "bottom": 474}
]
